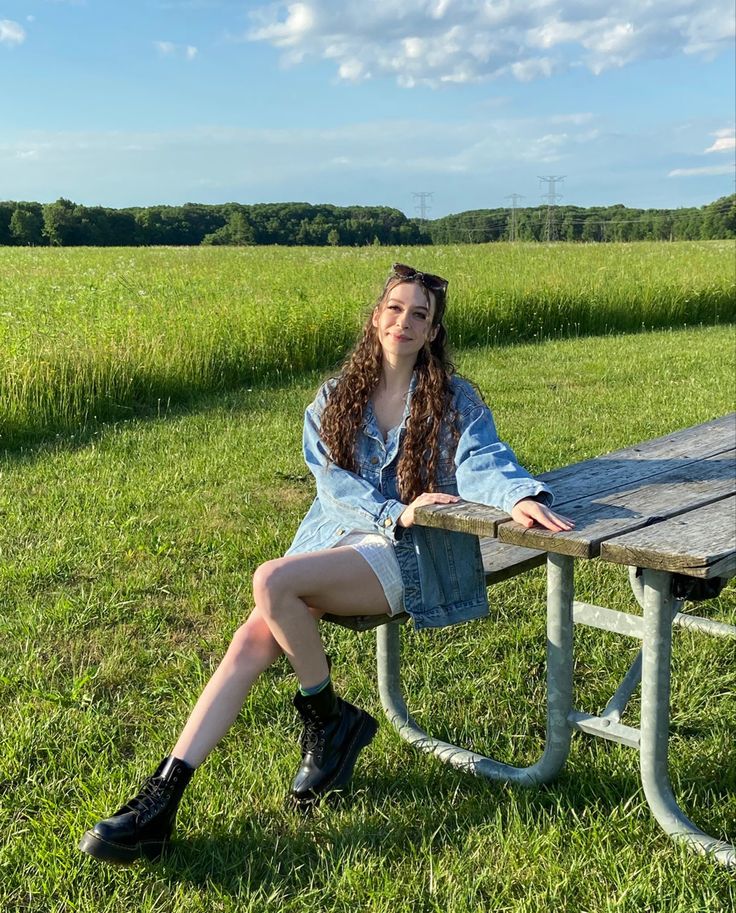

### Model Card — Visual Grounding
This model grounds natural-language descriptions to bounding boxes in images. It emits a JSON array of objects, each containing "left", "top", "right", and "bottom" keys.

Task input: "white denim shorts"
[{"left": 332, "top": 531, "right": 406, "bottom": 617}]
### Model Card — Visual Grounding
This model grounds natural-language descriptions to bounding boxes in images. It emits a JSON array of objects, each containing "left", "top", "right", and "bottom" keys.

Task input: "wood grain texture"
[
  {"left": 414, "top": 500, "right": 507, "bottom": 538},
  {"left": 412, "top": 415, "right": 736, "bottom": 566},
  {"left": 538, "top": 413, "right": 736, "bottom": 509},
  {"left": 599, "top": 495, "right": 736, "bottom": 577},
  {"left": 498, "top": 449, "right": 736, "bottom": 557}
]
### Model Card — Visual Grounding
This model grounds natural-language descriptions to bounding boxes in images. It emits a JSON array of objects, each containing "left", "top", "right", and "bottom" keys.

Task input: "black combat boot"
[
  {"left": 79, "top": 756, "right": 194, "bottom": 865},
  {"left": 290, "top": 682, "right": 378, "bottom": 806}
]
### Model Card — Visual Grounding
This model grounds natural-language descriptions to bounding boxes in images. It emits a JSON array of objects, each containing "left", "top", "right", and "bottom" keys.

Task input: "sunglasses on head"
[{"left": 389, "top": 262, "right": 449, "bottom": 294}]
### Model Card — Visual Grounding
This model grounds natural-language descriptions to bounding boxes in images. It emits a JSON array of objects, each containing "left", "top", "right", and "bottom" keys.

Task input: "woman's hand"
[
  {"left": 398, "top": 492, "right": 461, "bottom": 528},
  {"left": 511, "top": 498, "right": 574, "bottom": 532}
]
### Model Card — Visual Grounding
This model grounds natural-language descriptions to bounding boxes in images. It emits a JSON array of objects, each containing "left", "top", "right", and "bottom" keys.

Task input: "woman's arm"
[
  {"left": 454, "top": 398, "right": 554, "bottom": 513},
  {"left": 451, "top": 381, "right": 573, "bottom": 531}
]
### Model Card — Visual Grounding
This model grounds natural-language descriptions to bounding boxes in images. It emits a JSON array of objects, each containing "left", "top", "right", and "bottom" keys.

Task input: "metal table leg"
[
  {"left": 376, "top": 552, "right": 575, "bottom": 786},
  {"left": 640, "top": 568, "right": 735, "bottom": 867}
]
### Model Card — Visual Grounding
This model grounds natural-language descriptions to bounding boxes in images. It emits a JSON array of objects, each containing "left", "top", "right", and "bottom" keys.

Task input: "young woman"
[{"left": 79, "top": 263, "right": 573, "bottom": 865}]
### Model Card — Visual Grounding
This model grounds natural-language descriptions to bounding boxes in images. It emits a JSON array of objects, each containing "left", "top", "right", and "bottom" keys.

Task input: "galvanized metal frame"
[
  {"left": 375, "top": 555, "right": 735, "bottom": 868},
  {"left": 639, "top": 568, "right": 735, "bottom": 867}
]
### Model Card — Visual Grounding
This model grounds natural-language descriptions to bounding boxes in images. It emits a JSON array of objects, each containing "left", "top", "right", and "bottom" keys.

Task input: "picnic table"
[{"left": 373, "top": 414, "right": 736, "bottom": 868}]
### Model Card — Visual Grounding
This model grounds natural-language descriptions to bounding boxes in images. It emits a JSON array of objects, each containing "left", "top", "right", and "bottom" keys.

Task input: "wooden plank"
[
  {"left": 413, "top": 416, "right": 736, "bottom": 560},
  {"left": 538, "top": 413, "right": 736, "bottom": 507},
  {"left": 415, "top": 500, "right": 507, "bottom": 537},
  {"left": 707, "top": 553, "right": 736, "bottom": 579},
  {"left": 497, "top": 449, "right": 736, "bottom": 557},
  {"left": 599, "top": 496, "right": 736, "bottom": 577},
  {"left": 542, "top": 413, "right": 734, "bottom": 484},
  {"left": 480, "top": 537, "right": 546, "bottom": 583}
]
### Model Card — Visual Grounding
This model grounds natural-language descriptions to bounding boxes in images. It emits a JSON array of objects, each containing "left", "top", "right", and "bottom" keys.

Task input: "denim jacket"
[{"left": 285, "top": 373, "right": 554, "bottom": 629}]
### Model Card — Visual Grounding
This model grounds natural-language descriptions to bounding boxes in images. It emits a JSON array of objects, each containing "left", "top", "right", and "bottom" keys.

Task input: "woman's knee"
[
  {"left": 225, "top": 612, "right": 276, "bottom": 666},
  {"left": 252, "top": 558, "right": 290, "bottom": 615}
]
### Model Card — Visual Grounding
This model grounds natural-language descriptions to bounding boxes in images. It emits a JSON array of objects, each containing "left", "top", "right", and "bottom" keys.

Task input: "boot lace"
[
  {"left": 299, "top": 713, "right": 326, "bottom": 760},
  {"left": 126, "top": 775, "right": 175, "bottom": 821}
]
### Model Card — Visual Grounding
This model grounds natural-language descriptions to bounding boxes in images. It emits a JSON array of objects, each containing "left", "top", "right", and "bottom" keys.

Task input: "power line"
[
  {"left": 505, "top": 193, "right": 524, "bottom": 241},
  {"left": 538, "top": 175, "right": 565, "bottom": 241},
  {"left": 412, "top": 192, "right": 433, "bottom": 223},
  {"left": 429, "top": 193, "right": 734, "bottom": 243}
]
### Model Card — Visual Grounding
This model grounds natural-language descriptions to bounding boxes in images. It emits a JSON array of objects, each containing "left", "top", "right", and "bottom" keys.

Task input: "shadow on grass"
[
  {"left": 0, "top": 368, "right": 323, "bottom": 469},
  {"left": 145, "top": 754, "right": 733, "bottom": 894},
  {"left": 110, "top": 712, "right": 736, "bottom": 897}
]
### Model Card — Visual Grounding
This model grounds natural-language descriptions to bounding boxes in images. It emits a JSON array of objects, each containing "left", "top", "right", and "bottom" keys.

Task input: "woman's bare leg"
[
  {"left": 253, "top": 547, "right": 391, "bottom": 689},
  {"left": 170, "top": 608, "right": 283, "bottom": 768},
  {"left": 251, "top": 547, "right": 390, "bottom": 805},
  {"left": 170, "top": 547, "right": 389, "bottom": 768},
  {"left": 78, "top": 608, "right": 289, "bottom": 864},
  {"left": 79, "top": 548, "right": 391, "bottom": 865}
]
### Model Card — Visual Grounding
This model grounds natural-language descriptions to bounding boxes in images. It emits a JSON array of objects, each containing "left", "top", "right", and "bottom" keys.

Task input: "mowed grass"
[
  {"left": 1, "top": 242, "right": 734, "bottom": 448},
  {"left": 0, "top": 324, "right": 734, "bottom": 912}
]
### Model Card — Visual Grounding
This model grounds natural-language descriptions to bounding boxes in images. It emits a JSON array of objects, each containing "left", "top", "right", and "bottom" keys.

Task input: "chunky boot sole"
[
  {"left": 291, "top": 710, "right": 379, "bottom": 808},
  {"left": 78, "top": 829, "right": 169, "bottom": 865}
]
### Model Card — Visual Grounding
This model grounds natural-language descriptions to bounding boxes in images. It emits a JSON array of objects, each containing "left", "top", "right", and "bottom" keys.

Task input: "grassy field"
[
  {"left": 1, "top": 242, "right": 734, "bottom": 449},
  {"left": 0, "top": 312, "right": 734, "bottom": 910}
]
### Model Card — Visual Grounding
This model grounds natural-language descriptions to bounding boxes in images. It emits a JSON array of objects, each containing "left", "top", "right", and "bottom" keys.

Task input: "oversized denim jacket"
[{"left": 285, "top": 373, "right": 554, "bottom": 629}]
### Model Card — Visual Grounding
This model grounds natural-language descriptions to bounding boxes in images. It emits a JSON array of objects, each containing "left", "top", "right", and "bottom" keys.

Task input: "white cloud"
[
  {"left": 0, "top": 19, "right": 26, "bottom": 46},
  {"left": 668, "top": 125, "right": 736, "bottom": 177},
  {"left": 338, "top": 59, "right": 364, "bottom": 80},
  {"left": 251, "top": 2, "right": 315, "bottom": 46},
  {"left": 245, "top": 1, "right": 733, "bottom": 86},
  {"left": 154, "top": 40, "right": 198, "bottom": 59},
  {"left": 704, "top": 128, "right": 736, "bottom": 154},
  {"left": 509, "top": 58, "right": 556, "bottom": 82},
  {"left": 668, "top": 164, "right": 734, "bottom": 177},
  {"left": 548, "top": 113, "right": 595, "bottom": 126}
]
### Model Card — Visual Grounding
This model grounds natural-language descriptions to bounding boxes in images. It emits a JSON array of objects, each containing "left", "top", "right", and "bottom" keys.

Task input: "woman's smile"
[{"left": 372, "top": 282, "right": 438, "bottom": 360}]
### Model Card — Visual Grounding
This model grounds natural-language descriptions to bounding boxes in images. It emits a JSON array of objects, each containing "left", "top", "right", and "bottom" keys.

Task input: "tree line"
[
  {"left": 0, "top": 201, "right": 426, "bottom": 247},
  {"left": 1, "top": 195, "right": 733, "bottom": 246},
  {"left": 428, "top": 196, "right": 735, "bottom": 243}
]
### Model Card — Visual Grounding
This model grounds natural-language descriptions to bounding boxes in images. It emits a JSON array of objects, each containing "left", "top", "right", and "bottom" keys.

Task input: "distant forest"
[{"left": 1, "top": 194, "right": 734, "bottom": 246}]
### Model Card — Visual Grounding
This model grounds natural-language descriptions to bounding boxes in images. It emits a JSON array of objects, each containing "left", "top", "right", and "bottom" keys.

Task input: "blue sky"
[{"left": 1, "top": 1, "right": 734, "bottom": 217}]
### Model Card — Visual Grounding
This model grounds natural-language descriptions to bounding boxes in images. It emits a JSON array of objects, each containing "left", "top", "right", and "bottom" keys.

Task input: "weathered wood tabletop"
[{"left": 416, "top": 412, "right": 736, "bottom": 569}]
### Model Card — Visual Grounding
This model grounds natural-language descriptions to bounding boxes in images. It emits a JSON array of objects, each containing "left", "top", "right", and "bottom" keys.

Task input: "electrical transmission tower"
[
  {"left": 413, "top": 192, "right": 433, "bottom": 224},
  {"left": 538, "top": 176, "right": 565, "bottom": 241},
  {"left": 505, "top": 193, "right": 524, "bottom": 242}
]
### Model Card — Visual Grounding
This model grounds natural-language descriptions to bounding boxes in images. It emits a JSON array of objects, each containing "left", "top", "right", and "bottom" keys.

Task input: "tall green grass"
[{"left": 1, "top": 242, "right": 734, "bottom": 448}]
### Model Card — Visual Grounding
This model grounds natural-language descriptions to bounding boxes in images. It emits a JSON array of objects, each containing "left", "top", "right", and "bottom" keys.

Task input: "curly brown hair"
[{"left": 319, "top": 271, "right": 459, "bottom": 503}]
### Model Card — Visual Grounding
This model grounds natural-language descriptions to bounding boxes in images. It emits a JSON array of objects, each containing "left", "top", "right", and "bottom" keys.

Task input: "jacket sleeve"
[
  {"left": 453, "top": 391, "right": 554, "bottom": 514},
  {"left": 302, "top": 384, "right": 406, "bottom": 541}
]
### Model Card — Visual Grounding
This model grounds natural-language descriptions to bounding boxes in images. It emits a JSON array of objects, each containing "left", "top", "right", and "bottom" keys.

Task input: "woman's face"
[{"left": 372, "top": 281, "right": 438, "bottom": 363}]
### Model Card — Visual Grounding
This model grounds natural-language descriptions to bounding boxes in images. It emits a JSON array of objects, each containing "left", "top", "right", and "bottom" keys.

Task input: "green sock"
[{"left": 299, "top": 675, "right": 331, "bottom": 697}]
